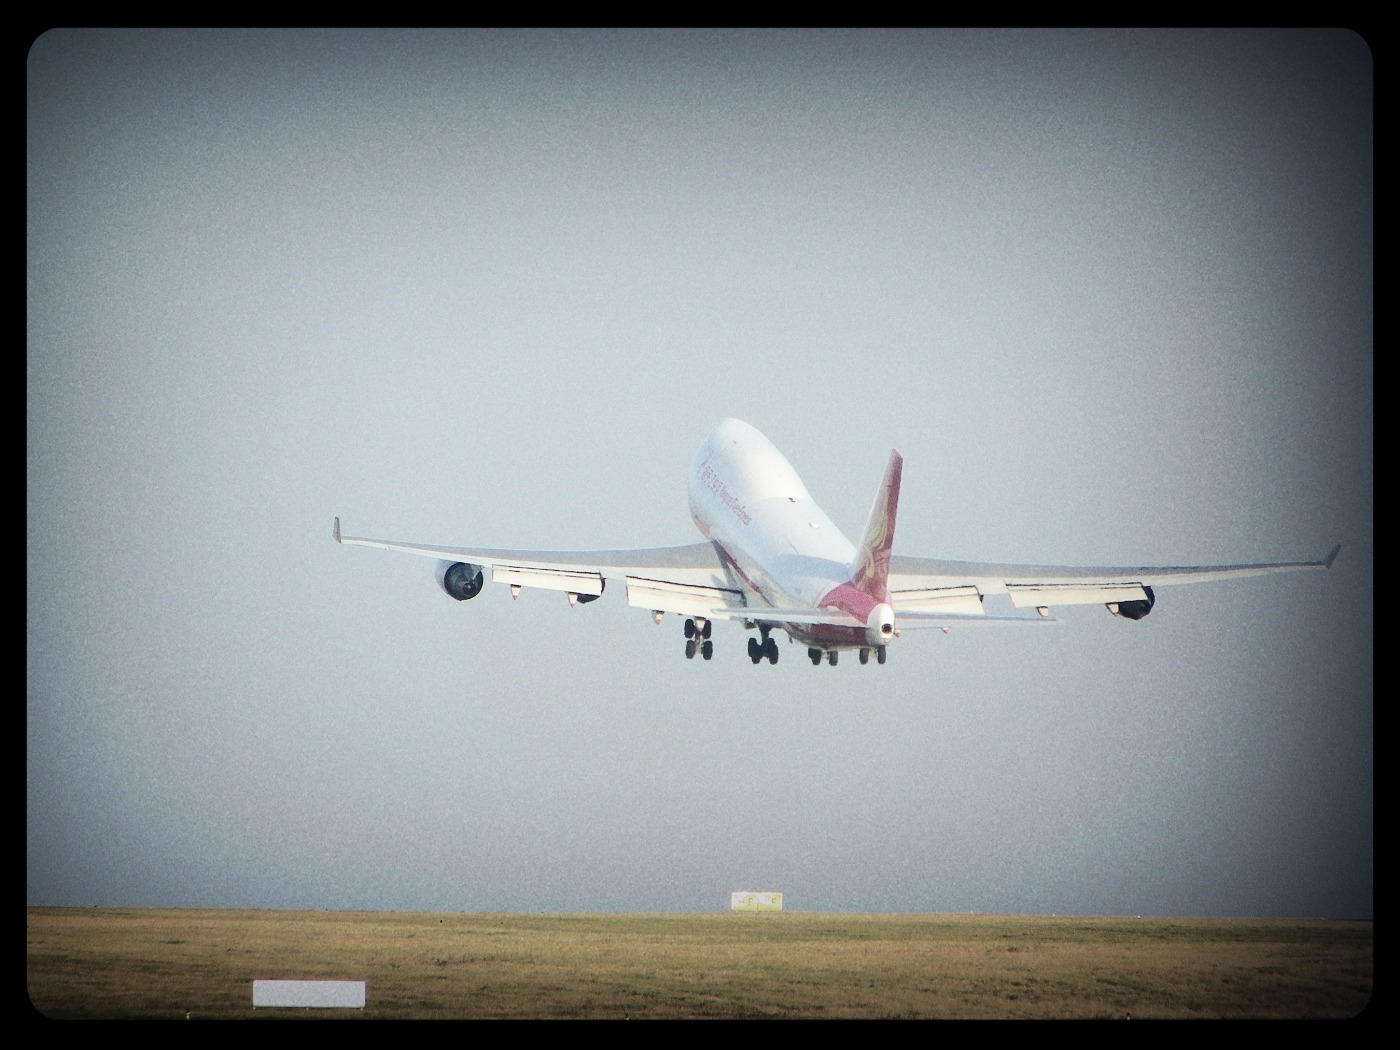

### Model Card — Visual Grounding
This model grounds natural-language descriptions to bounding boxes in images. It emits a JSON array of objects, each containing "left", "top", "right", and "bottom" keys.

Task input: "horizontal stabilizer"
[
  {"left": 893, "top": 611, "right": 1059, "bottom": 628},
  {"left": 741, "top": 608, "right": 1056, "bottom": 629},
  {"left": 738, "top": 607, "right": 864, "bottom": 628}
]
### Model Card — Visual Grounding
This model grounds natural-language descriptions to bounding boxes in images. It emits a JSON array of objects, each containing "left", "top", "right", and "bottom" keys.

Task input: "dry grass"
[{"left": 27, "top": 909, "right": 1372, "bottom": 1020}]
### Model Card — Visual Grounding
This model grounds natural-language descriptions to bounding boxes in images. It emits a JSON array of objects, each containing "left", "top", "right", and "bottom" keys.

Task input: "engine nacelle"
[
  {"left": 436, "top": 560, "right": 485, "bottom": 601},
  {"left": 1116, "top": 586, "right": 1156, "bottom": 621}
]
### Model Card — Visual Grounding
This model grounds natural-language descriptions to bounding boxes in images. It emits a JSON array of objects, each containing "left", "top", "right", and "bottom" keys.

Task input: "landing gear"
[
  {"left": 807, "top": 646, "right": 885, "bottom": 666},
  {"left": 684, "top": 618, "right": 712, "bottom": 660},
  {"left": 749, "top": 635, "right": 779, "bottom": 665}
]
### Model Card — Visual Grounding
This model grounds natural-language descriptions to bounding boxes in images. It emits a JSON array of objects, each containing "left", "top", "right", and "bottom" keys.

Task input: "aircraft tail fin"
[{"left": 850, "top": 449, "right": 903, "bottom": 601}]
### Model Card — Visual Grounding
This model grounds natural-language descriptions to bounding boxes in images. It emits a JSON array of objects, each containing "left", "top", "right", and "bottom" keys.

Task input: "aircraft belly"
[{"left": 780, "top": 622, "right": 868, "bottom": 649}]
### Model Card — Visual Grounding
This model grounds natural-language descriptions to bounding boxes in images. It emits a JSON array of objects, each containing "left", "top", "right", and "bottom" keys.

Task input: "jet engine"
[
  {"left": 436, "top": 560, "right": 485, "bottom": 601},
  {"left": 1115, "top": 586, "right": 1156, "bottom": 620}
]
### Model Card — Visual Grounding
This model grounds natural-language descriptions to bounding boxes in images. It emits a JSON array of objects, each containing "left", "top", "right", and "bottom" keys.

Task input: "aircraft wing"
[
  {"left": 887, "top": 544, "right": 1340, "bottom": 616},
  {"left": 333, "top": 517, "right": 748, "bottom": 619}
]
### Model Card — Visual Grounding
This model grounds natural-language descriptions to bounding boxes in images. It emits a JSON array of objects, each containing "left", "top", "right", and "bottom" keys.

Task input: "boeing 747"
[{"left": 334, "top": 418, "right": 1338, "bottom": 666}]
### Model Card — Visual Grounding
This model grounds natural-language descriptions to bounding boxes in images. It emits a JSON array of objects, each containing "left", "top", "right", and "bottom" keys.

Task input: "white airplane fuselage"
[{"left": 687, "top": 419, "right": 893, "bottom": 650}]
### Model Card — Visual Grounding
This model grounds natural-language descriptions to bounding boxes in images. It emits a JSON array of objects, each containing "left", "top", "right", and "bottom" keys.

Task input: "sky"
[{"left": 28, "top": 29, "right": 1371, "bottom": 919}]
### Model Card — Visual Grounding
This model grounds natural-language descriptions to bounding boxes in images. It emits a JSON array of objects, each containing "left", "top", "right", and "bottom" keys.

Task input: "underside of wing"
[
  {"left": 888, "top": 544, "right": 1340, "bottom": 615},
  {"left": 333, "top": 517, "right": 744, "bottom": 616}
]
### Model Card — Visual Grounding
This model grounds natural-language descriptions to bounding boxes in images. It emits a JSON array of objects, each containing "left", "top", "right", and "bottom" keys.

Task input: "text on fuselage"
[{"left": 700, "top": 464, "right": 752, "bottom": 526}]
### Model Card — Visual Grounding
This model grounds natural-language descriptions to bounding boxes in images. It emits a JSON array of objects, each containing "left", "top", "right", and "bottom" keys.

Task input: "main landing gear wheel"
[
  {"left": 828, "top": 650, "right": 838, "bottom": 666},
  {"left": 808, "top": 648, "right": 822, "bottom": 666},
  {"left": 877, "top": 645, "right": 887, "bottom": 665},
  {"left": 684, "top": 619, "right": 713, "bottom": 659},
  {"left": 749, "top": 637, "right": 780, "bottom": 664},
  {"left": 859, "top": 648, "right": 870, "bottom": 665}
]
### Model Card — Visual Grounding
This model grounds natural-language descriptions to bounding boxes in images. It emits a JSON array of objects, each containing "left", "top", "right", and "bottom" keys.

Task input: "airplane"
[{"left": 334, "top": 418, "right": 1339, "bottom": 666}]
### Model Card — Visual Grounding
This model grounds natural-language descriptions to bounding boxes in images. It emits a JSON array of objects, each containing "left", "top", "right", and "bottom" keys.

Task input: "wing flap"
[
  {"left": 493, "top": 565, "right": 605, "bottom": 596},
  {"left": 890, "top": 584, "right": 985, "bottom": 615},
  {"left": 1006, "top": 582, "right": 1149, "bottom": 609},
  {"left": 626, "top": 577, "right": 746, "bottom": 618}
]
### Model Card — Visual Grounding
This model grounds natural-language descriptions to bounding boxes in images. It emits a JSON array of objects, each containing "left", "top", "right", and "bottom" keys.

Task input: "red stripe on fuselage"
[{"left": 711, "top": 539, "right": 775, "bottom": 608}]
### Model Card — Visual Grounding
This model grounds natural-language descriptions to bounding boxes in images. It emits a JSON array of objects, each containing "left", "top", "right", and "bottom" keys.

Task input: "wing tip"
[
  {"left": 333, "top": 516, "right": 342, "bottom": 544},
  {"left": 1323, "top": 542, "right": 1341, "bottom": 569}
]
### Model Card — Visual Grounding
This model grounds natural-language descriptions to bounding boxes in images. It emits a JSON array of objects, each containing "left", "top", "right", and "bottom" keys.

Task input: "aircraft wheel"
[
  {"left": 765, "top": 638, "right": 779, "bottom": 665},
  {"left": 748, "top": 638, "right": 762, "bottom": 664},
  {"left": 859, "top": 648, "right": 870, "bottom": 665},
  {"left": 828, "top": 650, "right": 838, "bottom": 666},
  {"left": 701, "top": 640, "right": 713, "bottom": 660},
  {"left": 877, "top": 646, "right": 887, "bottom": 665},
  {"left": 809, "top": 648, "right": 822, "bottom": 665},
  {"left": 685, "top": 639, "right": 697, "bottom": 659},
  {"left": 701, "top": 620, "right": 712, "bottom": 639},
  {"left": 684, "top": 619, "right": 696, "bottom": 639}
]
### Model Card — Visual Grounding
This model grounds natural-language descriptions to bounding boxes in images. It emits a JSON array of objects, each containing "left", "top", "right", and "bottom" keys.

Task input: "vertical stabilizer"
[{"left": 850, "top": 450, "right": 903, "bottom": 601}]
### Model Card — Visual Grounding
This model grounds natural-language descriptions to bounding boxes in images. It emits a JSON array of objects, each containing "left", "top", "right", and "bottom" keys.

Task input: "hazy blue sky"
[{"left": 29, "top": 29, "right": 1370, "bottom": 918}]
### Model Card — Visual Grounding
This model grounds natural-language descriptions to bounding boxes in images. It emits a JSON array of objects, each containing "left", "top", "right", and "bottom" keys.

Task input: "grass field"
[{"left": 26, "top": 908, "right": 1372, "bottom": 1020}]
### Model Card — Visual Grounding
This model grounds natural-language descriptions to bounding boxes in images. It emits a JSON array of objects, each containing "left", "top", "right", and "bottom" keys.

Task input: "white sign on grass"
[
  {"left": 730, "top": 891, "right": 783, "bottom": 912},
  {"left": 253, "top": 980, "right": 366, "bottom": 1008}
]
